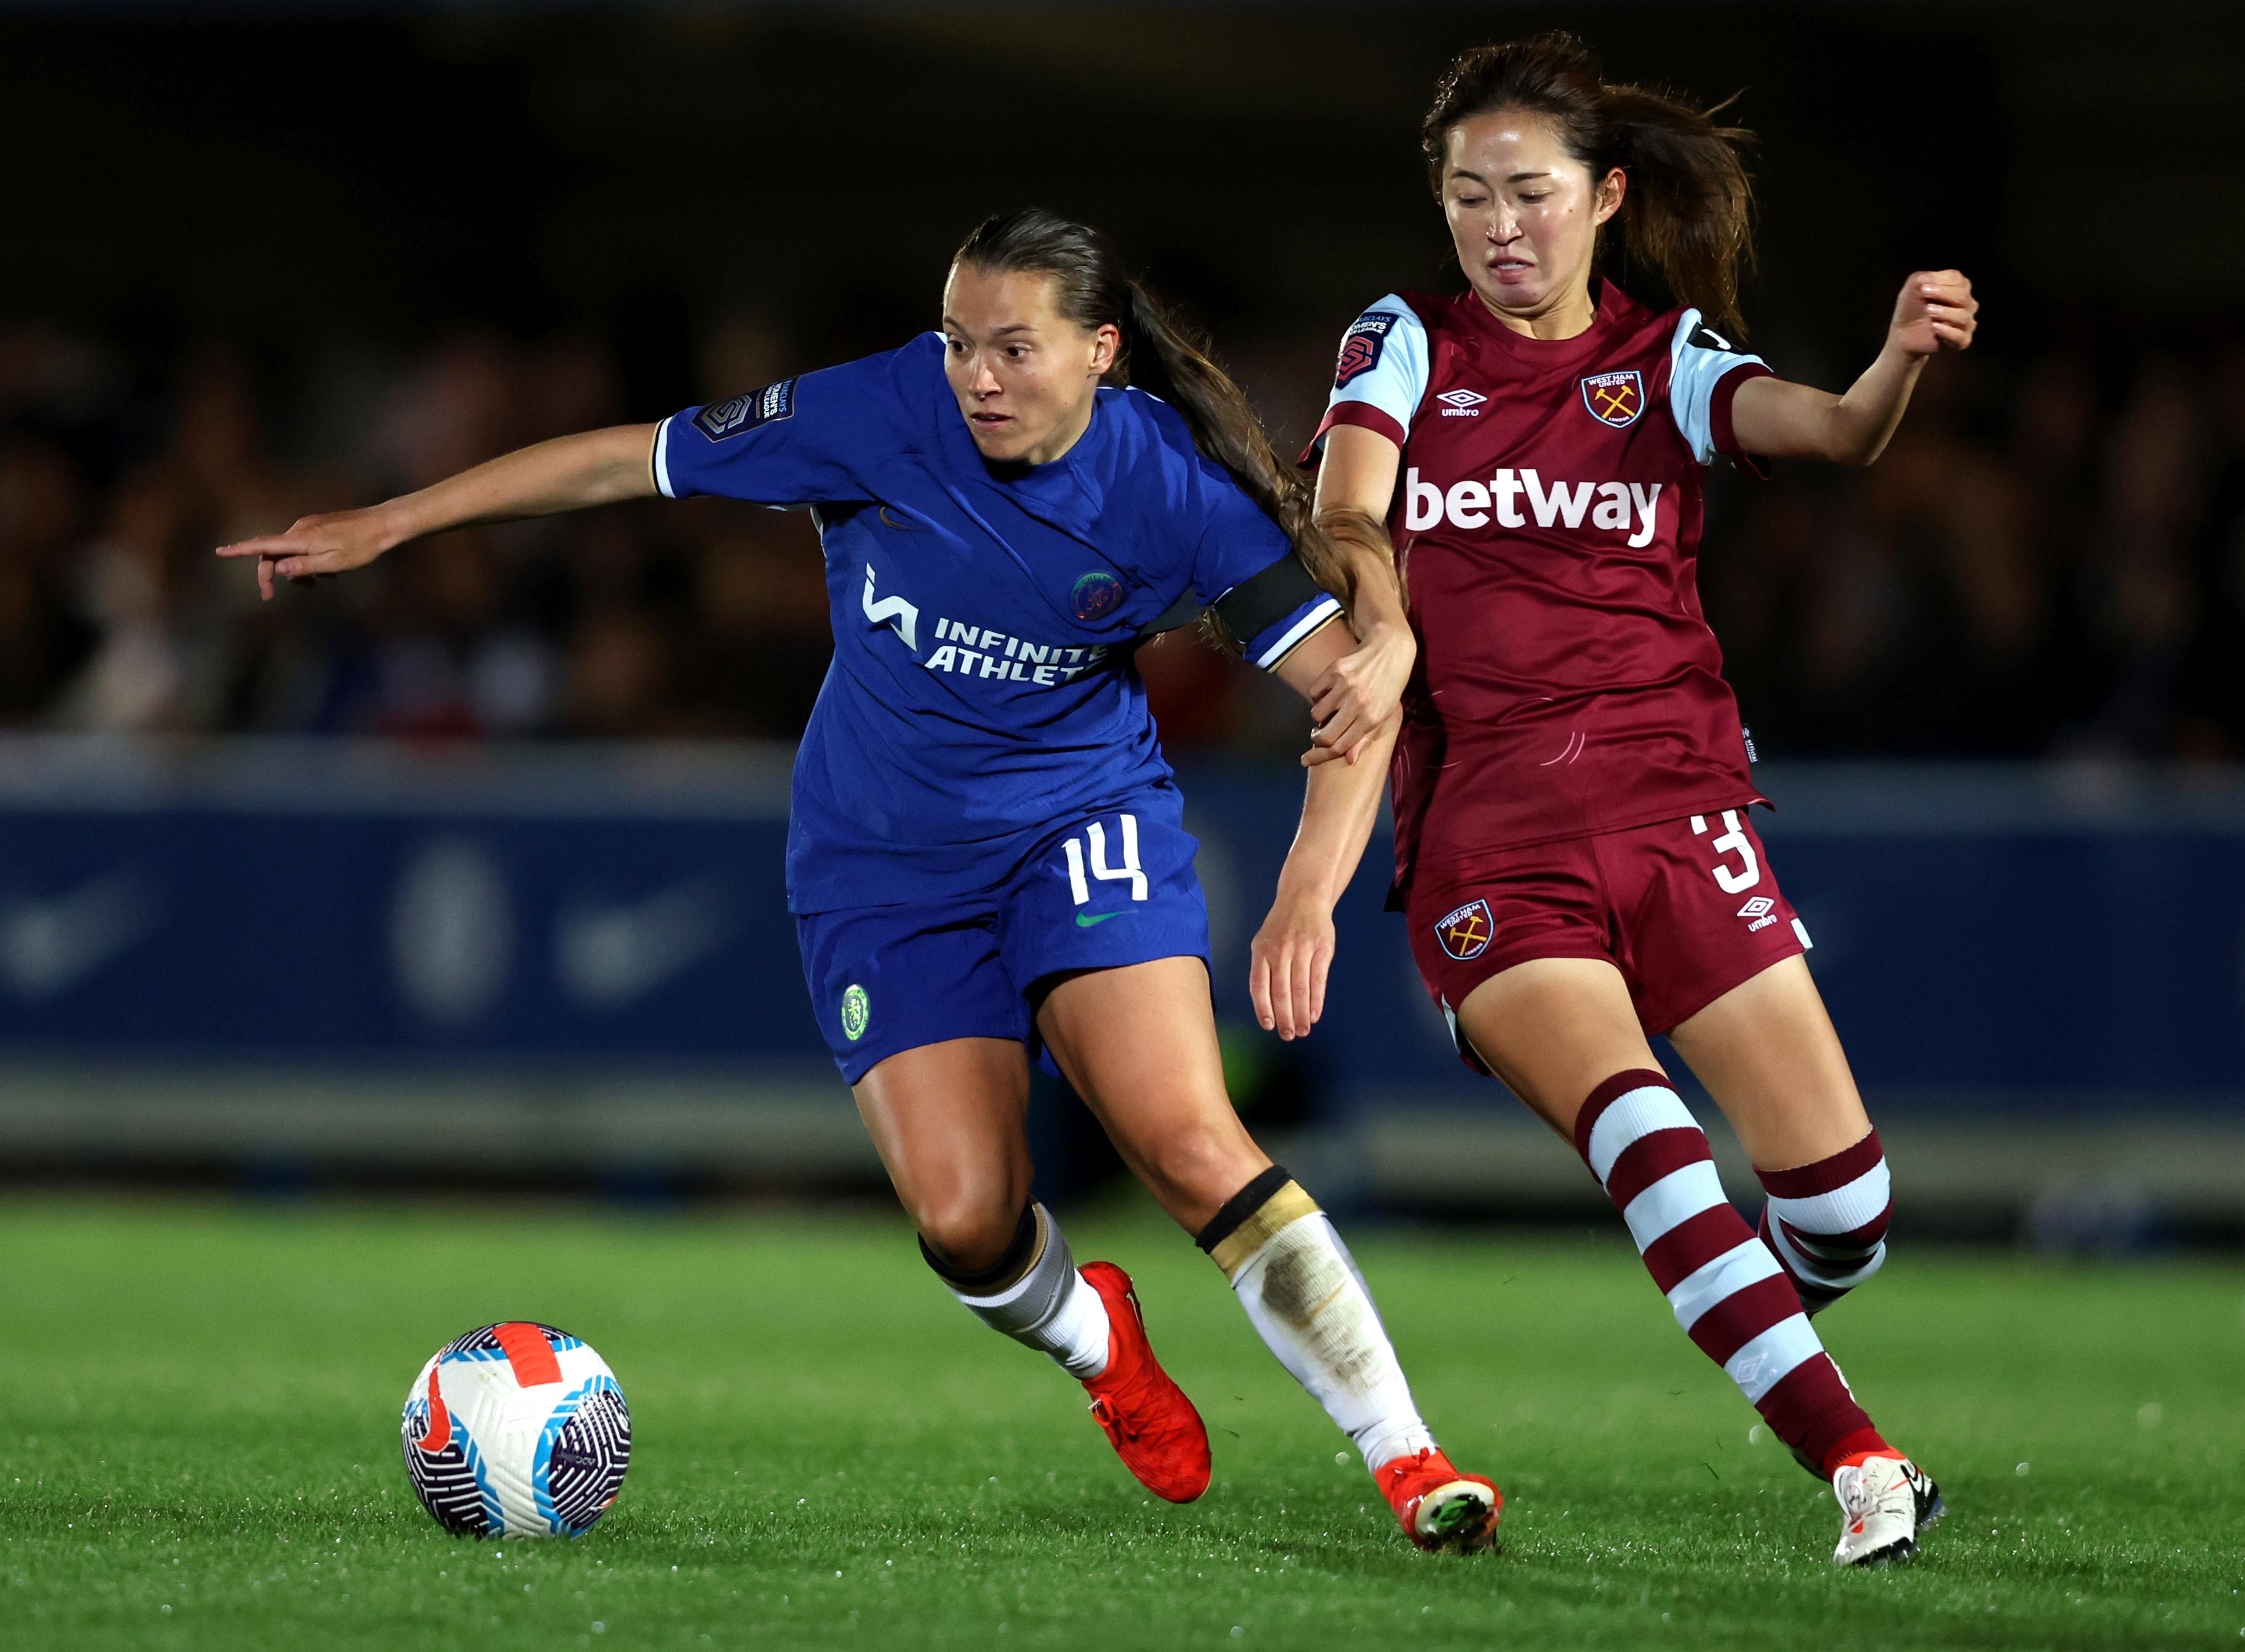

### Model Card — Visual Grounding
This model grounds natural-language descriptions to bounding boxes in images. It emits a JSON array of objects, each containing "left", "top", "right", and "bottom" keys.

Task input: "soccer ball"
[{"left": 400, "top": 1321, "right": 631, "bottom": 1537}]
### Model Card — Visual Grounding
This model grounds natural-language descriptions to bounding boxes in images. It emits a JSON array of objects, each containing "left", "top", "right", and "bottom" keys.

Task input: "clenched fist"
[{"left": 1889, "top": 269, "right": 1977, "bottom": 359}]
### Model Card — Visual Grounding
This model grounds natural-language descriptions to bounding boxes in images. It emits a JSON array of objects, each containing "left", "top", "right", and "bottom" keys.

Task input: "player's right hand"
[
  {"left": 216, "top": 506, "right": 397, "bottom": 601},
  {"left": 1249, "top": 894, "right": 1336, "bottom": 1041}
]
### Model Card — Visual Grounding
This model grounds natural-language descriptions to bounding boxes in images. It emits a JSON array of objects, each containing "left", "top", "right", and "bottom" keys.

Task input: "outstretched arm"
[
  {"left": 1729, "top": 269, "right": 1978, "bottom": 467},
  {"left": 1301, "top": 422, "right": 1415, "bottom": 768},
  {"left": 1251, "top": 618, "right": 1401, "bottom": 1039},
  {"left": 216, "top": 422, "right": 661, "bottom": 599}
]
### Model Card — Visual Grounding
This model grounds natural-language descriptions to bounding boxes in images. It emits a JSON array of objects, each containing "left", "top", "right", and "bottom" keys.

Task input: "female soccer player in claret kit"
[
  {"left": 1255, "top": 36, "right": 1978, "bottom": 1565},
  {"left": 218, "top": 211, "right": 1500, "bottom": 1554}
]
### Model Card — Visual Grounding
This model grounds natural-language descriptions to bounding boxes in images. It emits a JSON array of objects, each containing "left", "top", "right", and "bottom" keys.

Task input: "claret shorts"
[{"left": 1403, "top": 808, "right": 1810, "bottom": 1073}]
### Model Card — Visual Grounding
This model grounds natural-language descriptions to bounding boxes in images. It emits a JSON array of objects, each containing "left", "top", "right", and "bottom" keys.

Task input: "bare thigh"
[
  {"left": 1037, "top": 956, "right": 1269, "bottom": 1233},
  {"left": 1451, "top": 956, "right": 1665, "bottom": 1141},
  {"left": 1666, "top": 954, "right": 1870, "bottom": 1172},
  {"left": 853, "top": 1037, "right": 1032, "bottom": 1272}
]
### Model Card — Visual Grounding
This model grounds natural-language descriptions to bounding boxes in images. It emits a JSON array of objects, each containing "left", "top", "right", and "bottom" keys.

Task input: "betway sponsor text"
[{"left": 1406, "top": 467, "right": 1663, "bottom": 549}]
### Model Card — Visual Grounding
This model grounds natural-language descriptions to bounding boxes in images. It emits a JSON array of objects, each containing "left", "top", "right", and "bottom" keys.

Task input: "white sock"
[
  {"left": 937, "top": 1204, "right": 1111, "bottom": 1380},
  {"left": 1205, "top": 1174, "right": 1435, "bottom": 1471}
]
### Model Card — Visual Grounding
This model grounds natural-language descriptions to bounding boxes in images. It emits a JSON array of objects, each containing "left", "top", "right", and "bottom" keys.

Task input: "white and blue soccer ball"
[{"left": 400, "top": 1321, "right": 631, "bottom": 1538}]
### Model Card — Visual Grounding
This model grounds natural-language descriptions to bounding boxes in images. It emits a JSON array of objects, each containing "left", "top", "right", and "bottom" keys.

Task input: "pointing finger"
[{"left": 217, "top": 535, "right": 305, "bottom": 559}]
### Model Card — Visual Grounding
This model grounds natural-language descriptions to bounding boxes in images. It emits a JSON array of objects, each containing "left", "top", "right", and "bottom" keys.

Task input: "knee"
[
  {"left": 1138, "top": 1122, "right": 1263, "bottom": 1222},
  {"left": 910, "top": 1185, "right": 1026, "bottom": 1275}
]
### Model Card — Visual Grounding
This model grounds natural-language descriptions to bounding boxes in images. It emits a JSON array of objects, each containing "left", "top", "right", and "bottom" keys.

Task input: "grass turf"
[{"left": 0, "top": 1199, "right": 2238, "bottom": 1650}]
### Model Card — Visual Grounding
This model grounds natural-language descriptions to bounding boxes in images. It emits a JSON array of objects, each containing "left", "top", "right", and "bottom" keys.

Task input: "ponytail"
[
  {"left": 1420, "top": 33, "right": 1756, "bottom": 336},
  {"left": 954, "top": 210, "right": 1349, "bottom": 649}
]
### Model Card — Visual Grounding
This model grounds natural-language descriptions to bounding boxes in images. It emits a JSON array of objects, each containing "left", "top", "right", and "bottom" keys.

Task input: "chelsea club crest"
[{"left": 1071, "top": 571, "right": 1123, "bottom": 621}]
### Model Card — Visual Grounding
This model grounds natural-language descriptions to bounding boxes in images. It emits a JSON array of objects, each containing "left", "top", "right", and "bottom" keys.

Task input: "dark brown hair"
[
  {"left": 953, "top": 209, "right": 1349, "bottom": 640},
  {"left": 1421, "top": 33, "right": 1755, "bottom": 336}
]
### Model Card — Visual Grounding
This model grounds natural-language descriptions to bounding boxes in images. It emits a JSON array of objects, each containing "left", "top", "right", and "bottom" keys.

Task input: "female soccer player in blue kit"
[{"left": 219, "top": 212, "right": 1499, "bottom": 1553}]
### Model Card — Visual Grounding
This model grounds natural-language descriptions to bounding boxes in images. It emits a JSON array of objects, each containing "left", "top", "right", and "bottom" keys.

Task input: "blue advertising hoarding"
[{"left": 0, "top": 740, "right": 2239, "bottom": 1122}]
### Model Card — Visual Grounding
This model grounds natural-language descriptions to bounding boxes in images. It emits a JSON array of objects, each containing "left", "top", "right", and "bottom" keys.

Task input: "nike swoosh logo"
[
  {"left": 1074, "top": 910, "right": 1131, "bottom": 927},
  {"left": 556, "top": 879, "right": 730, "bottom": 1006},
  {"left": 0, "top": 869, "right": 158, "bottom": 1000}
]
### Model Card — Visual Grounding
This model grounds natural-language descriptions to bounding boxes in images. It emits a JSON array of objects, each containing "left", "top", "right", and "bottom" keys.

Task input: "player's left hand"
[
  {"left": 1304, "top": 621, "right": 1414, "bottom": 767},
  {"left": 1250, "top": 895, "right": 1337, "bottom": 1041},
  {"left": 1888, "top": 269, "right": 1977, "bottom": 358}
]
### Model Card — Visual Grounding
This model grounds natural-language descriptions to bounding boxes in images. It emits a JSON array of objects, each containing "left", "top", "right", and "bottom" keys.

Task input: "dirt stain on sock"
[{"left": 1259, "top": 1227, "right": 1386, "bottom": 1397}]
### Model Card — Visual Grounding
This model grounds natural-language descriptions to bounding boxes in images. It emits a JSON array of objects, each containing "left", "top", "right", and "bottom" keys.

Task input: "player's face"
[
  {"left": 1441, "top": 112, "right": 1623, "bottom": 335},
  {"left": 941, "top": 266, "right": 1120, "bottom": 466}
]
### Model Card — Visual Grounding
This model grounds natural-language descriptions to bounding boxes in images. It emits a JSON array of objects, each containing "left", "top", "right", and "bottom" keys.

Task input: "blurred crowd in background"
[
  {"left": 2, "top": 308, "right": 2241, "bottom": 760},
  {"left": 2, "top": 4, "right": 2235, "bottom": 762}
]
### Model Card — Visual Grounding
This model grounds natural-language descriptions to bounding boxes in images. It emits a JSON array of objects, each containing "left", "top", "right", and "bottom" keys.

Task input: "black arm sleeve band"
[{"left": 1211, "top": 552, "right": 1325, "bottom": 641}]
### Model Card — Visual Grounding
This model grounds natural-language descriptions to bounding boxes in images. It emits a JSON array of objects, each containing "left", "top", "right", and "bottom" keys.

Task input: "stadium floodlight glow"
[{"left": 400, "top": 1322, "right": 630, "bottom": 1538}]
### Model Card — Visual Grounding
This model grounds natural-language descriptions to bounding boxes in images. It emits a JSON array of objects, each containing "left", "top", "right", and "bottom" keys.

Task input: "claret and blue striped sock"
[
  {"left": 1757, "top": 1128, "right": 1892, "bottom": 1317},
  {"left": 1575, "top": 1070, "right": 1887, "bottom": 1478}
]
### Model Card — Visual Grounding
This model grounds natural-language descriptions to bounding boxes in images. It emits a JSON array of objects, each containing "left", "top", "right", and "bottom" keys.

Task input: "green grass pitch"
[{"left": 0, "top": 1199, "right": 2238, "bottom": 1650}]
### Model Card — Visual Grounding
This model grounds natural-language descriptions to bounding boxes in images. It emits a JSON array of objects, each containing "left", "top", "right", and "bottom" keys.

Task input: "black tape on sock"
[
  {"left": 920, "top": 1204, "right": 1039, "bottom": 1292},
  {"left": 1196, "top": 1165, "right": 1296, "bottom": 1255}
]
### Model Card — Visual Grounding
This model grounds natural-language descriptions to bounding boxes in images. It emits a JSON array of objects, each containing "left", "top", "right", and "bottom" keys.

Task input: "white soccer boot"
[{"left": 1831, "top": 1453, "right": 1945, "bottom": 1567}]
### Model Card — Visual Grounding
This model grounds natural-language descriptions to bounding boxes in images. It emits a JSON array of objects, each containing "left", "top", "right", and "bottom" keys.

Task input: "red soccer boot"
[
  {"left": 1077, "top": 1261, "right": 1211, "bottom": 1503},
  {"left": 1377, "top": 1446, "right": 1502, "bottom": 1553}
]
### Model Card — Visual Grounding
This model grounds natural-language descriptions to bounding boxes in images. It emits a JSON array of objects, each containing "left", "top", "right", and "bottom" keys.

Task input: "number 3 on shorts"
[
  {"left": 1061, "top": 813, "right": 1148, "bottom": 905},
  {"left": 1690, "top": 809, "right": 1761, "bottom": 894}
]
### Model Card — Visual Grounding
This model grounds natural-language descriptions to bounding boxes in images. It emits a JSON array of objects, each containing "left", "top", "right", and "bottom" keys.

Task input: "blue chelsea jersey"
[{"left": 654, "top": 334, "right": 1339, "bottom": 913}]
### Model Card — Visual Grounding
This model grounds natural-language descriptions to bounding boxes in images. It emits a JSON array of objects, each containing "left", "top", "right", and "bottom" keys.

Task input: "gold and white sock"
[{"left": 1198, "top": 1167, "right": 1435, "bottom": 1469}]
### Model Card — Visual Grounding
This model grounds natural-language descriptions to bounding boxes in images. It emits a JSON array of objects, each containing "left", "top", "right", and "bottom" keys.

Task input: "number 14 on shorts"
[{"left": 1062, "top": 813, "right": 1148, "bottom": 906}]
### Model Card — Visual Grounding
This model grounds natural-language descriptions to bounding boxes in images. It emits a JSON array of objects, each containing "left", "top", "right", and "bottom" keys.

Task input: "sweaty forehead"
[{"left": 1446, "top": 110, "right": 1577, "bottom": 176}]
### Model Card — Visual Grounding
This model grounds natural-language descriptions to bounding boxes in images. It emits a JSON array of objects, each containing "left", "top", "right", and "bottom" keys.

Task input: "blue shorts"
[{"left": 796, "top": 793, "right": 1213, "bottom": 1085}]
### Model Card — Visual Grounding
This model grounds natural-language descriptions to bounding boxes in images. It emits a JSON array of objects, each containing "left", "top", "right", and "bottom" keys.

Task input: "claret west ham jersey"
[{"left": 1304, "top": 282, "right": 1774, "bottom": 894}]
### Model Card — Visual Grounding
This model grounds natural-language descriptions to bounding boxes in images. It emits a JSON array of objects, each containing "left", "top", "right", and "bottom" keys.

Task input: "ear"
[
  {"left": 1593, "top": 167, "right": 1627, "bottom": 228},
  {"left": 1089, "top": 321, "right": 1121, "bottom": 379}
]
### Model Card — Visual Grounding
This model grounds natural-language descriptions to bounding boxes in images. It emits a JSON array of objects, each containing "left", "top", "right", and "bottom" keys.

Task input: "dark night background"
[{"left": 4, "top": 3, "right": 2243, "bottom": 759}]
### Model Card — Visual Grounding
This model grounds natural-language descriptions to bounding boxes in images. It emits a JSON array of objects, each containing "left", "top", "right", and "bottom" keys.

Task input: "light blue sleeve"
[
  {"left": 1302, "top": 295, "right": 1430, "bottom": 459},
  {"left": 1666, "top": 309, "right": 1773, "bottom": 466}
]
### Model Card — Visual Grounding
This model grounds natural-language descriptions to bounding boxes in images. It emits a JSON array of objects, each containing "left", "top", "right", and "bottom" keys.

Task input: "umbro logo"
[
  {"left": 1435, "top": 388, "right": 1486, "bottom": 417},
  {"left": 1737, "top": 897, "right": 1775, "bottom": 919}
]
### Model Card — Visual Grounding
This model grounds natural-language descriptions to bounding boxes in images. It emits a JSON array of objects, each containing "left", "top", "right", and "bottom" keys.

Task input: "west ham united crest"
[
  {"left": 1580, "top": 369, "right": 1644, "bottom": 429},
  {"left": 1434, "top": 898, "right": 1493, "bottom": 962}
]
